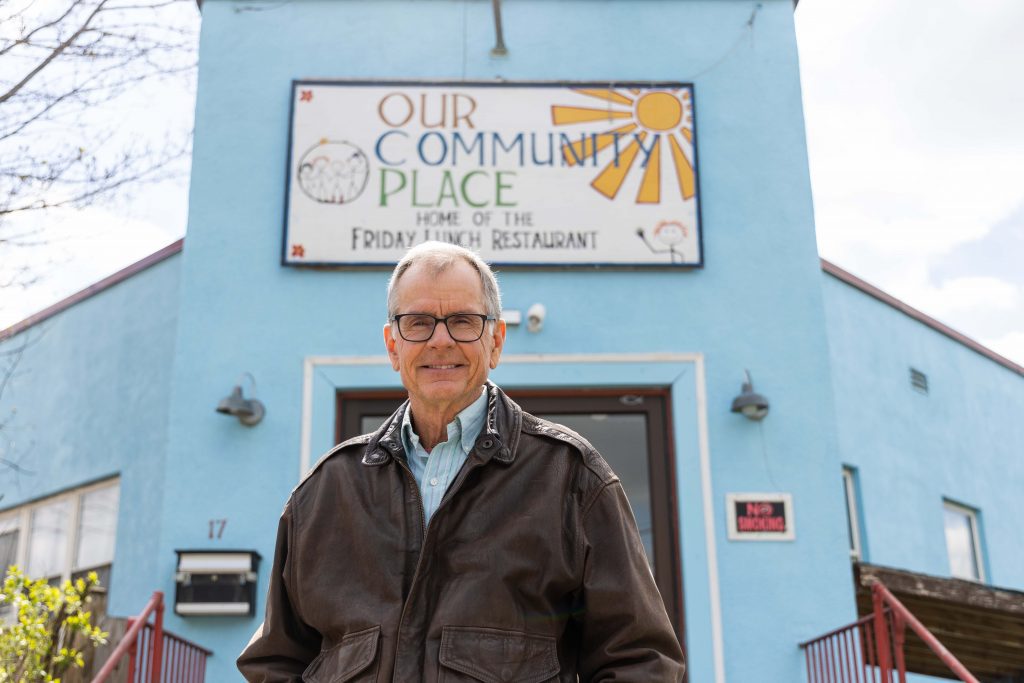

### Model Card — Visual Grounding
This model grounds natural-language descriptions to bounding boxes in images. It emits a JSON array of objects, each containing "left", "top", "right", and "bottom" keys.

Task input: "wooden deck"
[{"left": 855, "top": 563, "right": 1024, "bottom": 681}]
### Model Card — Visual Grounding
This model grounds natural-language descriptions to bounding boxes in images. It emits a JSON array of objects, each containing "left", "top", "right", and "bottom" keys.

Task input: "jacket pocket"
[
  {"left": 439, "top": 626, "right": 560, "bottom": 683},
  {"left": 302, "top": 625, "right": 380, "bottom": 683}
]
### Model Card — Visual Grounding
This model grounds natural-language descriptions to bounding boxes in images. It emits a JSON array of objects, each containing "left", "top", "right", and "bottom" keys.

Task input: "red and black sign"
[{"left": 733, "top": 500, "right": 787, "bottom": 534}]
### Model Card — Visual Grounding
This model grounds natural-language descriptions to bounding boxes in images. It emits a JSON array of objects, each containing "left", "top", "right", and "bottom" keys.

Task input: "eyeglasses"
[{"left": 392, "top": 313, "right": 495, "bottom": 342}]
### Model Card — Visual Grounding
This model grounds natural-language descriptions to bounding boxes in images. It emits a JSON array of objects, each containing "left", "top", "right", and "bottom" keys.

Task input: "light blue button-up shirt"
[{"left": 401, "top": 387, "right": 488, "bottom": 525}]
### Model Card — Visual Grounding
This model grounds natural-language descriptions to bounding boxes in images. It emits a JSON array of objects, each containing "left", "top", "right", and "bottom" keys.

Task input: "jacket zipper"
[
  {"left": 391, "top": 459, "right": 425, "bottom": 682},
  {"left": 391, "top": 455, "right": 480, "bottom": 682}
]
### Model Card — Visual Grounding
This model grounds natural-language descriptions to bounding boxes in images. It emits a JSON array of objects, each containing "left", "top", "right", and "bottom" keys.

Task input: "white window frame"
[
  {"left": 942, "top": 500, "right": 985, "bottom": 583},
  {"left": 0, "top": 478, "right": 119, "bottom": 585},
  {"left": 841, "top": 467, "right": 862, "bottom": 561}
]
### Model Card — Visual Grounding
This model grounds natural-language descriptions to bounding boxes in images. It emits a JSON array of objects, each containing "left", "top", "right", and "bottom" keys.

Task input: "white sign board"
[{"left": 283, "top": 81, "right": 702, "bottom": 267}]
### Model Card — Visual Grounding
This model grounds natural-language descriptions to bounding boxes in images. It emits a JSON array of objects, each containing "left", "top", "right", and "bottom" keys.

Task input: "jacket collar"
[{"left": 361, "top": 381, "right": 520, "bottom": 467}]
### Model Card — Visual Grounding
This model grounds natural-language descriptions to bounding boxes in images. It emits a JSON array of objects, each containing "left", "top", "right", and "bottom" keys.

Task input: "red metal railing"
[
  {"left": 93, "top": 591, "right": 212, "bottom": 683},
  {"left": 801, "top": 611, "right": 887, "bottom": 682},
  {"left": 799, "top": 582, "right": 980, "bottom": 683}
]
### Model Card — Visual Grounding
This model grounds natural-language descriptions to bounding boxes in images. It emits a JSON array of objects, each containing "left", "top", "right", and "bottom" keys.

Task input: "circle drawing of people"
[{"left": 297, "top": 140, "right": 370, "bottom": 204}]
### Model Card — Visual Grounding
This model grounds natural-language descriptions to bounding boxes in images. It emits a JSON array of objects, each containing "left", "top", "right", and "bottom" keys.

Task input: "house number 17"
[{"left": 208, "top": 519, "right": 228, "bottom": 540}]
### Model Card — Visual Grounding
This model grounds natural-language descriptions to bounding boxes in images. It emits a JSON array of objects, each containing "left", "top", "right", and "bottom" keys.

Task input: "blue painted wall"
[
  {"left": 1, "top": 238, "right": 1019, "bottom": 681},
  {"left": 166, "top": 0, "right": 852, "bottom": 680},
  {"left": 0, "top": 254, "right": 182, "bottom": 616},
  {"left": 823, "top": 273, "right": 1024, "bottom": 590},
  {"left": 1, "top": 0, "right": 1019, "bottom": 670}
]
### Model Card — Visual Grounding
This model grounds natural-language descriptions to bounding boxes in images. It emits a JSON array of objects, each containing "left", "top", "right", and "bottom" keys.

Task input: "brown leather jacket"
[{"left": 237, "top": 383, "right": 685, "bottom": 682}]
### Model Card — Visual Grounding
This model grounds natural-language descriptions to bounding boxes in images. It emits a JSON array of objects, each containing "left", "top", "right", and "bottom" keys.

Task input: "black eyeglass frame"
[{"left": 390, "top": 313, "right": 497, "bottom": 343}]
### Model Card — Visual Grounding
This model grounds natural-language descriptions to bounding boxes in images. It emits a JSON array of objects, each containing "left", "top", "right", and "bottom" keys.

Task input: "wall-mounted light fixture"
[
  {"left": 731, "top": 370, "right": 770, "bottom": 421},
  {"left": 216, "top": 373, "right": 265, "bottom": 426}
]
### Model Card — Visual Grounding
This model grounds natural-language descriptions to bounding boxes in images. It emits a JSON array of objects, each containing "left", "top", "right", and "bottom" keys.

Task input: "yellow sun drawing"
[{"left": 551, "top": 87, "right": 696, "bottom": 204}]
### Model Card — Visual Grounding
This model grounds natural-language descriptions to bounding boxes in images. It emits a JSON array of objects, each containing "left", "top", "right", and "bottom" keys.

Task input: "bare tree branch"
[
  {"left": 0, "top": 0, "right": 198, "bottom": 443},
  {"left": 0, "top": 0, "right": 197, "bottom": 223},
  {"left": 0, "top": 0, "right": 111, "bottom": 105},
  {"left": 0, "top": 457, "right": 35, "bottom": 476},
  {"left": 0, "top": 0, "right": 86, "bottom": 59}
]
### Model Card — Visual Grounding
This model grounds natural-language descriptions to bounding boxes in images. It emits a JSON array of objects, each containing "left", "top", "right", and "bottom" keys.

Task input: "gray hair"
[{"left": 386, "top": 241, "right": 502, "bottom": 319}]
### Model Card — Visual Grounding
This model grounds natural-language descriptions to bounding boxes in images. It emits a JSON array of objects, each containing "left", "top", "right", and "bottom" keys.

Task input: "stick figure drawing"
[{"left": 636, "top": 220, "right": 688, "bottom": 263}]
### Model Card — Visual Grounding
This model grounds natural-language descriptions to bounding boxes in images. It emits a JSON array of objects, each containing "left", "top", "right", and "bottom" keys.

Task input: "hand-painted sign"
[
  {"left": 284, "top": 81, "right": 702, "bottom": 267},
  {"left": 726, "top": 493, "right": 795, "bottom": 541}
]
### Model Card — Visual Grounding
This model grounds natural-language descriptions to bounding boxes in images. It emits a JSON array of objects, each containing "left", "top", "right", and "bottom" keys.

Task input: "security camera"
[{"left": 526, "top": 303, "right": 546, "bottom": 333}]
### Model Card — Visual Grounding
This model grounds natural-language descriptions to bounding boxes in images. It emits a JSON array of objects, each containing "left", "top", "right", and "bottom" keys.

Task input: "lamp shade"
[{"left": 731, "top": 372, "right": 770, "bottom": 421}]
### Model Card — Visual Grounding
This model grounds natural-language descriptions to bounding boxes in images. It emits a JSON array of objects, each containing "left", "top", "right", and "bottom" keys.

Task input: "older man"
[{"left": 238, "top": 242, "right": 685, "bottom": 682}]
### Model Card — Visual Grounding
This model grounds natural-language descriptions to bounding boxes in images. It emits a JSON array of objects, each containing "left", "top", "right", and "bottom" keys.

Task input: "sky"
[
  {"left": 795, "top": 0, "right": 1024, "bottom": 365},
  {"left": 0, "top": 0, "right": 197, "bottom": 329},
  {"left": 2, "top": 0, "right": 1022, "bottom": 366}
]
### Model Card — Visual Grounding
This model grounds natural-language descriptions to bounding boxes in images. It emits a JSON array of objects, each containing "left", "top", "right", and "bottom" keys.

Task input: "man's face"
[{"left": 384, "top": 260, "right": 506, "bottom": 415}]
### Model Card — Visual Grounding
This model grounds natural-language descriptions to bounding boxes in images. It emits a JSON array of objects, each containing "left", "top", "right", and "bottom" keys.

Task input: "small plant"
[{"left": 0, "top": 566, "right": 108, "bottom": 682}]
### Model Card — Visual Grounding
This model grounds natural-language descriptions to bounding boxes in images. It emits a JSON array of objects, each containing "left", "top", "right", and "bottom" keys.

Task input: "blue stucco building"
[{"left": 2, "top": 1, "right": 1022, "bottom": 681}]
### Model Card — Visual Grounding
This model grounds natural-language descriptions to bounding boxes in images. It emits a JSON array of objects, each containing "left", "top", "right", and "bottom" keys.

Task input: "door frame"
[{"left": 300, "top": 352, "right": 726, "bottom": 683}]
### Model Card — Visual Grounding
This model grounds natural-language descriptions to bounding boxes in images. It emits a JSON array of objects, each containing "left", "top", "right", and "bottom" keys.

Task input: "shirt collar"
[{"left": 401, "top": 387, "right": 488, "bottom": 456}]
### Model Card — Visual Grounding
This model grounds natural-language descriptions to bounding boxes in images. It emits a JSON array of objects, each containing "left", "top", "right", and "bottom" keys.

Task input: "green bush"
[{"left": 0, "top": 567, "right": 108, "bottom": 682}]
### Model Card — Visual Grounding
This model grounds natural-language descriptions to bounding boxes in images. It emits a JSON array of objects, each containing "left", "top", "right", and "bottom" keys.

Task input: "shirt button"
[{"left": 430, "top": 477, "right": 439, "bottom": 487}]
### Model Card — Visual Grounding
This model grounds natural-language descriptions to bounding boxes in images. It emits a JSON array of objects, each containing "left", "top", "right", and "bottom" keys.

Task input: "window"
[
  {"left": 75, "top": 485, "right": 120, "bottom": 577},
  {"left": 841, "top": 467, "right": 863, "bottom": 561},
  {"left": 0, "top": 479, "right": 119, "bottom": 586},
  {"left": 943, "top": 501, "right": 984, "bottom": 582},
  {"left": 27, "top": 498, "right": 71, "bottom": 580},
  {"left": 0, "top": 516, "right": 18, "bottom": 570}
]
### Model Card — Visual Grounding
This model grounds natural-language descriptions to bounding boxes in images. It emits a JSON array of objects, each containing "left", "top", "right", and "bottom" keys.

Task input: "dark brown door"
[{"left": 335, "top": 387, "right": 684, "bottom": 641}]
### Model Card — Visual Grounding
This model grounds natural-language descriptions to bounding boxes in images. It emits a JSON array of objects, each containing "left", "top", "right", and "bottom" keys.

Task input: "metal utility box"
[{"left": 174, "top": 549, "right": 261, "bottom": 616}]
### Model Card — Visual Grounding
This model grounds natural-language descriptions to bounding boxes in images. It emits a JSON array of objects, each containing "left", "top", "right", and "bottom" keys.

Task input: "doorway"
[{"left": 335, "top": 387, "right": 684, "bottom": 639}]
